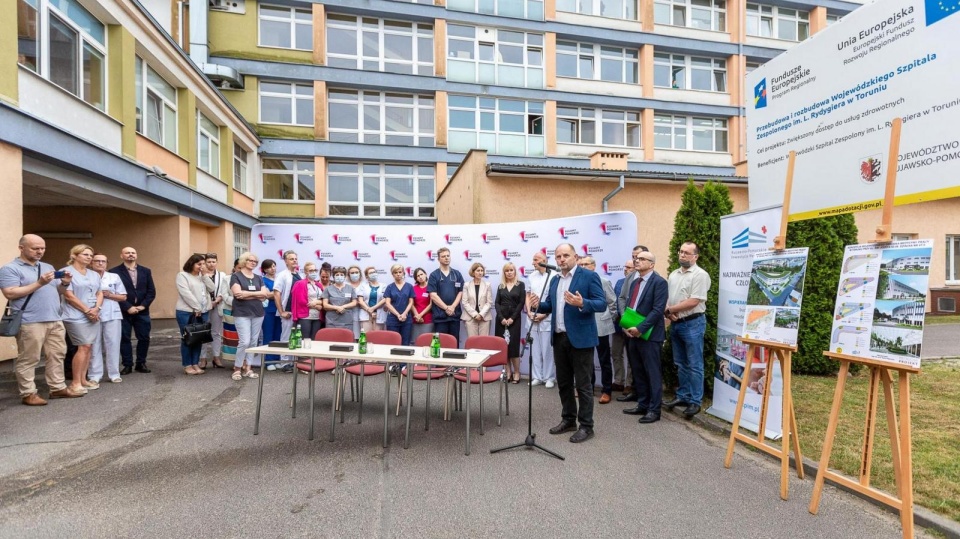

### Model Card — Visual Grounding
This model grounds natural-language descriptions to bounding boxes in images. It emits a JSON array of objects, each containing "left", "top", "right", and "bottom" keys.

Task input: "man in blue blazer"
[
  {"left": 528, "top": 243, "right": 608, "bottom": 443},
  {"left": 109, "top": 247, "right": 157, "bottom": 374},
  {"left": 618, "top": 251, "right": 668, "bottom": 423}
]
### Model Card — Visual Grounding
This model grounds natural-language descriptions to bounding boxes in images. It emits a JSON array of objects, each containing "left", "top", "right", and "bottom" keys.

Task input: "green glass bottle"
[
  {"left": 430, "top": 332, "right": 441, "bottom": 359},
  {"left": 358, "top": 330, "right": 367, "bottom": 354}
]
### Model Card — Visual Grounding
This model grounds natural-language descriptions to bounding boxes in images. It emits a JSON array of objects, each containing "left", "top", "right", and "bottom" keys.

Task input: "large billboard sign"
[{"left": 747, "top": 0, "right": 960, "bottom": 220}]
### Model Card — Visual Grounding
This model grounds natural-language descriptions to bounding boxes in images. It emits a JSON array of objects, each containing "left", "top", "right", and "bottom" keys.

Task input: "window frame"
[
  {"left": 233, "top": 227, "right": 251, "bottom": 263},
  {"left": 326, "top": 14, "right": 434, "bottom": 76},
  {"left": 947, "top": 235, "right": 960, "bottom": 284},
  {"left": 197, "top": 111, "right": 221, "bottom": 178},
  {"left": 327, "top": 89, "right": 435, "bottom": 147},
  {"left": 556, "top": 0, "right": 637, "bottom": 20},
  {"left": 261, "top": 158, "right": 316, "bottom": 202},
  {"left": 654, "top": 0, "right": 727, "bottom": 32},
  {"left": 447, "top": 94, "right": 545, "bottom": 156},
  {"left": 446, "top": 24, "right": 544, "bottom": 88},
  {"left": 556, "top": 40, "right": 638, "bottom": 84},
  {"left": 233, "top": 143, "right": 249, "bottom": 194},
  {"left": 653, "top": 53, "right": 726, "bottom": 92},
  {"left": 258, "top": 80, "right": 314, "bottom": 126},
  {"left": 258, "top": 4, "right": 313, "bottom": 51},
  {"left": 556, "top": 106, "right": 640, "bottom": 148},
  {"left": 135, "top": 56, "right": 178, "bottom": 152},
  {"left": 447, "top": 0, "right": 545, "bottom": 20},
  {"left": 746, "top": 3, "right": 809, "bottom": 42},
  {"left": 327, "top": 162, "right": 436, "bottom": 219},
  {"left": 653, "top": 114, "right": 728, "bottom": 152}
]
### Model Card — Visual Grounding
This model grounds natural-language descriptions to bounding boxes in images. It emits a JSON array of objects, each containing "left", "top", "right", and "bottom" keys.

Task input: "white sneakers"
[
  {"left": 545, "top": 380, "right": 556, "bottom": 388},
  {"left": 531, "top": 379, "right": 543, "bottom": 386}
]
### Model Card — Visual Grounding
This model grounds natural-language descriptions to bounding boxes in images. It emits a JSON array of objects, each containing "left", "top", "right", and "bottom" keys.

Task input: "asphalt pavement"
[{"left": 0, "top": 328, "right": 949, "bottom": 539}]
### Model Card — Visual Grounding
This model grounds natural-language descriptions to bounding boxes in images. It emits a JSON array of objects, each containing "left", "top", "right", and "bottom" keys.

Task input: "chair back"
[
  {"left": 314, "top": 327, "right": 355, "bottom": 343},
  {"left": 464, "top": 335, "right": 508, "bottom": 368},
  {"left": 364, "top": 330, "right": 402, "bottom": 346},
  {"left": 414, "top": 332, "right": 457, "bottom": 349}
]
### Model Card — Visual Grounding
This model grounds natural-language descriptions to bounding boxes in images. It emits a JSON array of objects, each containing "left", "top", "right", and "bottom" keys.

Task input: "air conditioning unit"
[{"left": 209, "top": 0, "right": 245, "bottom": 14}]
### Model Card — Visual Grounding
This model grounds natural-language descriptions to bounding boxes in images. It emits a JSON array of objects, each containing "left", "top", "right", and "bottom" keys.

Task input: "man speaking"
[{"left": 527, "top": 243, "right": 607, "bottom": 443}]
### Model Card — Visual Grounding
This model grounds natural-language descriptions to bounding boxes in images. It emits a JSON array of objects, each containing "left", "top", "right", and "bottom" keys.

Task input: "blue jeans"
[
  {"left": 670, "top": 314, "right": 706, "bottom": 405},
  {"left": 176, "top": 310, "right": 208, "bottom": 367},
  {"left": 261, "top": 313, "right": 282, "bottom": 362}
]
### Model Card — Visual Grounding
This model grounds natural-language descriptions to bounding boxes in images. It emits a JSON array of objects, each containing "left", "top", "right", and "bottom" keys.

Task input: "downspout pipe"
[{"left": 602, "top": 174, "right": 625, "bottom": 212}]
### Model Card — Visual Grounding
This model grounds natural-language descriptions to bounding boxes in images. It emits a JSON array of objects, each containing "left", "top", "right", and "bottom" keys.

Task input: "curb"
[{"left": 685, "top": 410, "right": 960, "bottom": 539}]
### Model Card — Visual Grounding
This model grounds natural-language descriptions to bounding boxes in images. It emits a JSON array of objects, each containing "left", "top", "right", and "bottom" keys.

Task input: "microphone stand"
[{"left": 490, "top": 270, "right": 564, "bottom": 460}]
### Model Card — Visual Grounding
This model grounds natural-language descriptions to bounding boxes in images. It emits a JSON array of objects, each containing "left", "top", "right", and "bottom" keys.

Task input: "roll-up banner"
[
  {"left": 250, "top": 212, "right": 638, "bottom": 376},
  {"left": 708, "top": 206, "right": 784, "bottom": 439}
]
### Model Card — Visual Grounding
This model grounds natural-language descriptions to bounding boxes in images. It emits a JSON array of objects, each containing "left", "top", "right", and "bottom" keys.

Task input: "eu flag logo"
[
  {"left": 927, "top": 0, "right": 960, "bottom": 25},
  {"left": 754, "top": 79, "right": 767, "bottom": 109}
]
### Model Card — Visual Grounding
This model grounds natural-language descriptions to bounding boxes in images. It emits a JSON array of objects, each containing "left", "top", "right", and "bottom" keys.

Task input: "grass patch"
[
  {"left": 927, "top": 315, "right": 960, "bottom": 325},
  {"left": 793, "top": 363, "right": 960, "bottom": 523}
]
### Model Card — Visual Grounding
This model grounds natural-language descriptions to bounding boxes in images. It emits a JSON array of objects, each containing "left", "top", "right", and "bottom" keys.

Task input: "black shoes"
[
  {"left": 119, "top": 366, "right": 133, "bottom": 375},
  {"left": 549, "top": 420, "right": 577, "bottom": 435},
  {"left": 638, "top": 412, "right": 661, "bottom": 424},
  {"left": 569, "top": 427, "right": 594, "bottom": 443},
  {"left": 134, "top": 365, "right": 152, "bottom": 373},
  {"left": 622, "top": 406, "right": 647, "bottom": 415},
  {"left": 682, "top": 404, "right": 701, "bottom": 419},
  {"left": 664, "top": 397, "right": 688, "bottom": 410},
  {"left": 616, "top": 393, "right": 638, "bottom": 402}
]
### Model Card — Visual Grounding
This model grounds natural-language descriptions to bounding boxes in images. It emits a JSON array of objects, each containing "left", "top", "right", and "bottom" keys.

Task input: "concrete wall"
[{"left": 0, "top": 142, "right": 24, "bottom": 360}]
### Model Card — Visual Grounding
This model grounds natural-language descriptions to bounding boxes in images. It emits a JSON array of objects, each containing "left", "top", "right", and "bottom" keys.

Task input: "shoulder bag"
[
  {"left": 0, "top": 266, "right": 41, "bottom": 337},
  {"left": 181, "top": 314, "right": 213, "bottom": 347}
]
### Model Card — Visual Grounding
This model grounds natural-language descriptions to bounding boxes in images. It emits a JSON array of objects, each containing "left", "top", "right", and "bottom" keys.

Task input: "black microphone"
[{"left": 537, "top": 262, "right": 560, "bottom": 272}]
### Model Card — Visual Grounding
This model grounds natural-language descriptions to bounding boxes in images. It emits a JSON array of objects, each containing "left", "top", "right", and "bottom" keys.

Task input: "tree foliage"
[
  {"left": 786, "top": 213, "right": 859, "bottom": 374},
  {"left": 661, "top": 181, "right": 734, "bottom": 394}
]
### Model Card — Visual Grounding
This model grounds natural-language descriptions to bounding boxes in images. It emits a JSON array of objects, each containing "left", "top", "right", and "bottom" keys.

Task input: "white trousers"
[
  {"left": 235, "top": 316, "right": 264, "bottom": 368},
  {"left": 89, "top": 319, "right": 122, "bottom": 381},
  {"left": 530, "top": 322, "right": 556, "bottom": 383},
  {"left": 201, "top": 308, "right": 224, "bottom": 359}
]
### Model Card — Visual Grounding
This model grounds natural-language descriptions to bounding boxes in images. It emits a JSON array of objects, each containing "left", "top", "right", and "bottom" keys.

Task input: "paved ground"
[
  {"left": 0, "top": 330, "right": 941, "bottom": 539},
  {"left": 921, "top": 323, "right": 960, "bottom": 358}
]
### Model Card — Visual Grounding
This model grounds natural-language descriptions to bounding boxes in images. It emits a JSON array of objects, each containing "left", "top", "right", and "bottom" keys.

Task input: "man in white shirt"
[
  {"left": 201, "top": 253, "right": 230, "bottom": 369},
  {"left": 272, "top": 250, "right": 300, "bottom": 372},
  {"left": 526, "top": 251, "right": 556, "bottom": 388}
]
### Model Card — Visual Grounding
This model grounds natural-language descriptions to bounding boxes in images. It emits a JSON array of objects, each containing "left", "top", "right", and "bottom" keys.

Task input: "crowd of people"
[{"left": 2, "top": 235, "right": 712, "bottom": 447}]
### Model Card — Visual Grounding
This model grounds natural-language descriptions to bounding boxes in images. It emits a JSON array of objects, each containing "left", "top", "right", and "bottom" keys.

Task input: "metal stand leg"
[
  {"left": 383, "top": 363, "right": 390, "bottom": 448},
  {"left": 254, "top": 360, "right": 266, "bottom": 435},
  {"left": 329, "top": 360, "right": 339, "bottom": 442},
  {"left": 465, "top": 367, "right": 472, "bottom": 456},
  {"left": 308, "top": 362, "right": 316, "bottom": 441}
]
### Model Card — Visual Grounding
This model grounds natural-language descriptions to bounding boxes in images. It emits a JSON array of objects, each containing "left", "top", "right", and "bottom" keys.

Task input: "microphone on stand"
[{"left": 537, "top": 262, "right": 560, "bottom": 272}]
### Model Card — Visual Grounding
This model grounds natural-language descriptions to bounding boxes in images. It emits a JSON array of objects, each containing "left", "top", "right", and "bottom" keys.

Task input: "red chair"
[
  {"left": 396, "top": 333, "right": 458, "bottom": 426},
  {"left": 291, "top": 327, "right": 354, "bottom": 418},
  {"left": 344, "top": 330, "right": 401, "bottom": 424},
  {"left": 451, "top": 335, "right": 509, "bottom": 434}
]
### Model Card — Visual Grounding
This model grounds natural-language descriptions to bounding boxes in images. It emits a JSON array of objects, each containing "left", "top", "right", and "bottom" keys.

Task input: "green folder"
[{"left": 619, "top": 307, "right": 653, "bottom": 340}]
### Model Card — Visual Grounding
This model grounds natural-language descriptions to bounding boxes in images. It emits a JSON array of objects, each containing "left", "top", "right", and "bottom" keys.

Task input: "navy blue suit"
[
  {"left": 109, "top": 264, "right": 156, "bottom": 367},
  {"left": 538, "top": 267, "right": 607, "bottom": 428},
  {"left": 621, "top": 270, "right": 668, "bottom": 414}
]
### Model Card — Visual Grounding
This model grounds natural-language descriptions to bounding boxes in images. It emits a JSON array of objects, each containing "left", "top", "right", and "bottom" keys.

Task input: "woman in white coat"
[{"left": 460, "top": 262, "right": 493, "bottom": 337}]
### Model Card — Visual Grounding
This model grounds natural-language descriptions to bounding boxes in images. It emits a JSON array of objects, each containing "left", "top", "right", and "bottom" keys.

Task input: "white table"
[{"left": 246, "top": 342, "right": 492, "bottom": 455}]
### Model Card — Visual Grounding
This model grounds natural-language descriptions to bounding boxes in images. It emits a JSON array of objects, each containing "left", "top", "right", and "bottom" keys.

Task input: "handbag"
[
  {"left": 181, "top": 315, "right": 213, "bottom": 347},
  {"left": 0, "top": 266, "right": 41, "bottom": 337}
]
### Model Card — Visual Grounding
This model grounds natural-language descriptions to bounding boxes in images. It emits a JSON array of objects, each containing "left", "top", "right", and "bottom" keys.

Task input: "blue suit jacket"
[
  {"left": 538, "top": 267, "right": 607, "bottom": 349},
  {"left": 624, "top": 271, "right": 668, "bottom": 343},
  {"left": 109, "top": 264, "right": 157, "bottom": 314}
]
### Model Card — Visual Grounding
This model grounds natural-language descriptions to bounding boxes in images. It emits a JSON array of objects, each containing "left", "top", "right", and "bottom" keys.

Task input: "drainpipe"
[{"left": 602, "top": 174, "right": 625, "bottom": 212}]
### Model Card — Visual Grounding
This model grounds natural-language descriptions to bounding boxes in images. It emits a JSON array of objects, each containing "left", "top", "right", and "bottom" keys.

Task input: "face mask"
[
  {"left": 349, "top": 273, "right": 361, "bottom": 282},
  {"left": 679, "top": 260, "right": 692, "bottom": 268},
  {"left": 308, "top": 272, "right": 319, "bottom": 280},
  {"left": 368, "top": 275, "right": 378, "bottom": 283},
  {"left": 334, "top": 275, "right": 345, "bottom": 284}
]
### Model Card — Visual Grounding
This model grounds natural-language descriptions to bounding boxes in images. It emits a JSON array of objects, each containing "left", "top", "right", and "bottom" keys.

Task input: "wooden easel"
[
  {"left": 724, "top": 337, "right": 803, "bottom": 500},
  {"left": 808, "top": 118, "right": 917, "bottom": 539}
]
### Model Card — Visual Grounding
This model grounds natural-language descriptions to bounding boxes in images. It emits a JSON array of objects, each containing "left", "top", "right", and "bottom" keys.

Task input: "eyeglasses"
[
  {"left": 678, "top": 250, "right": 697, "bottom": 256},
  {"left": 635, "top": 257, "right": 653, "bottom": 263}
]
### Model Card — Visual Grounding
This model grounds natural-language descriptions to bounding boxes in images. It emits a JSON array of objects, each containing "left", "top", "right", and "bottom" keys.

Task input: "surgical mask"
[
  {"left": 308, "top": 272, "right": 319, "bottom": 280},
  {"left": 368, "top": 274, "right": 378, "bottom": 283},
  {"left": 334, "top": 275, "right": 345, "bottom": 284},
  {"left": 349, "top": 273, "right": 361, "bottom": 282},
  {"left": 679, "top": 260, "right": 692, "bottom": 268}
]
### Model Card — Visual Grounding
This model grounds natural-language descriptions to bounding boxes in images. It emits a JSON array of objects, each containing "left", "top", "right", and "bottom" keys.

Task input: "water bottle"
[
  {"left": 358, "top": 330, "right": 368, "bottom": 354},
  {"left": 503, "top": 327, "right": 511, "bottom": 346},
  {"left": 430, "top": 332, "right": 441, "bottom": 359}
]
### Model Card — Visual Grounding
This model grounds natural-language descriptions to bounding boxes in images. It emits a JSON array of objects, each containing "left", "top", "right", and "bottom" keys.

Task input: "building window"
[
  {"left": 746, "top": 4, "right": 809, "bottom": 41},
  {"left": 557, "top": 106, "right": 639, "bottom": 147},
  {"left": 262, "top": 159, "right": 315, "bottom": 201},
  {"left": 446, "top": 25, "right": 544, "bottom": 88},
  {"left": 654, "top": 114, "right": 727, "bottom": 152},
  {"left": 233, "top": 226, "right": 251, "bottom": 262},
  {"left": 135, "top": 57, "right": 178, "bottom": 152},
  {"left": 448, "top": 95, "right": 544, "bottom": 156},
  {"left": 447, "top": 0, "right": 545, "bottom": 20},
  {"left": 233, "top": 144, "right": 248, "bottom": 194},
  {"left": 328, "top": 162, "right": 435, "bottom": 218},
  {"left": 259, "top": 81, "right": 314, "bottom": 126},
  {"left": 947, "top": 236, "right": 960, "bottom": 283},
  {"left": 326, "top": 14, "right": 433, "bottom": 75},
  {"left": 557, "top": 0, "right": 637, "bottom": 19},
  {"left": 328, "top": 89, "right": 435, "bottom": 146},
  {"left": 19, "top": 0, "right": 106, "bottom": 109},
  {"left": 197, "top": 112, "right": 220, "bottom": 177},
  {"left": 259, "top": 4, "right": 312, "bottom": 50},
  {"left": 654, "top": 0, "right": 726, "bottom": 31},
  {"left": 557, "top": 41, "right": 638, "bottom": 84},
  {"left": 826, "top": 14, "right": 841, "bottom": 25},
  {"left": 745, "top": 61, "right": 761, "bottom": 74},
  {"left": 654, "top": 53, "right": 726, "bottom": 92},
  {"left": 17, "top": 0, "right": 40, "bottom": 72}
]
